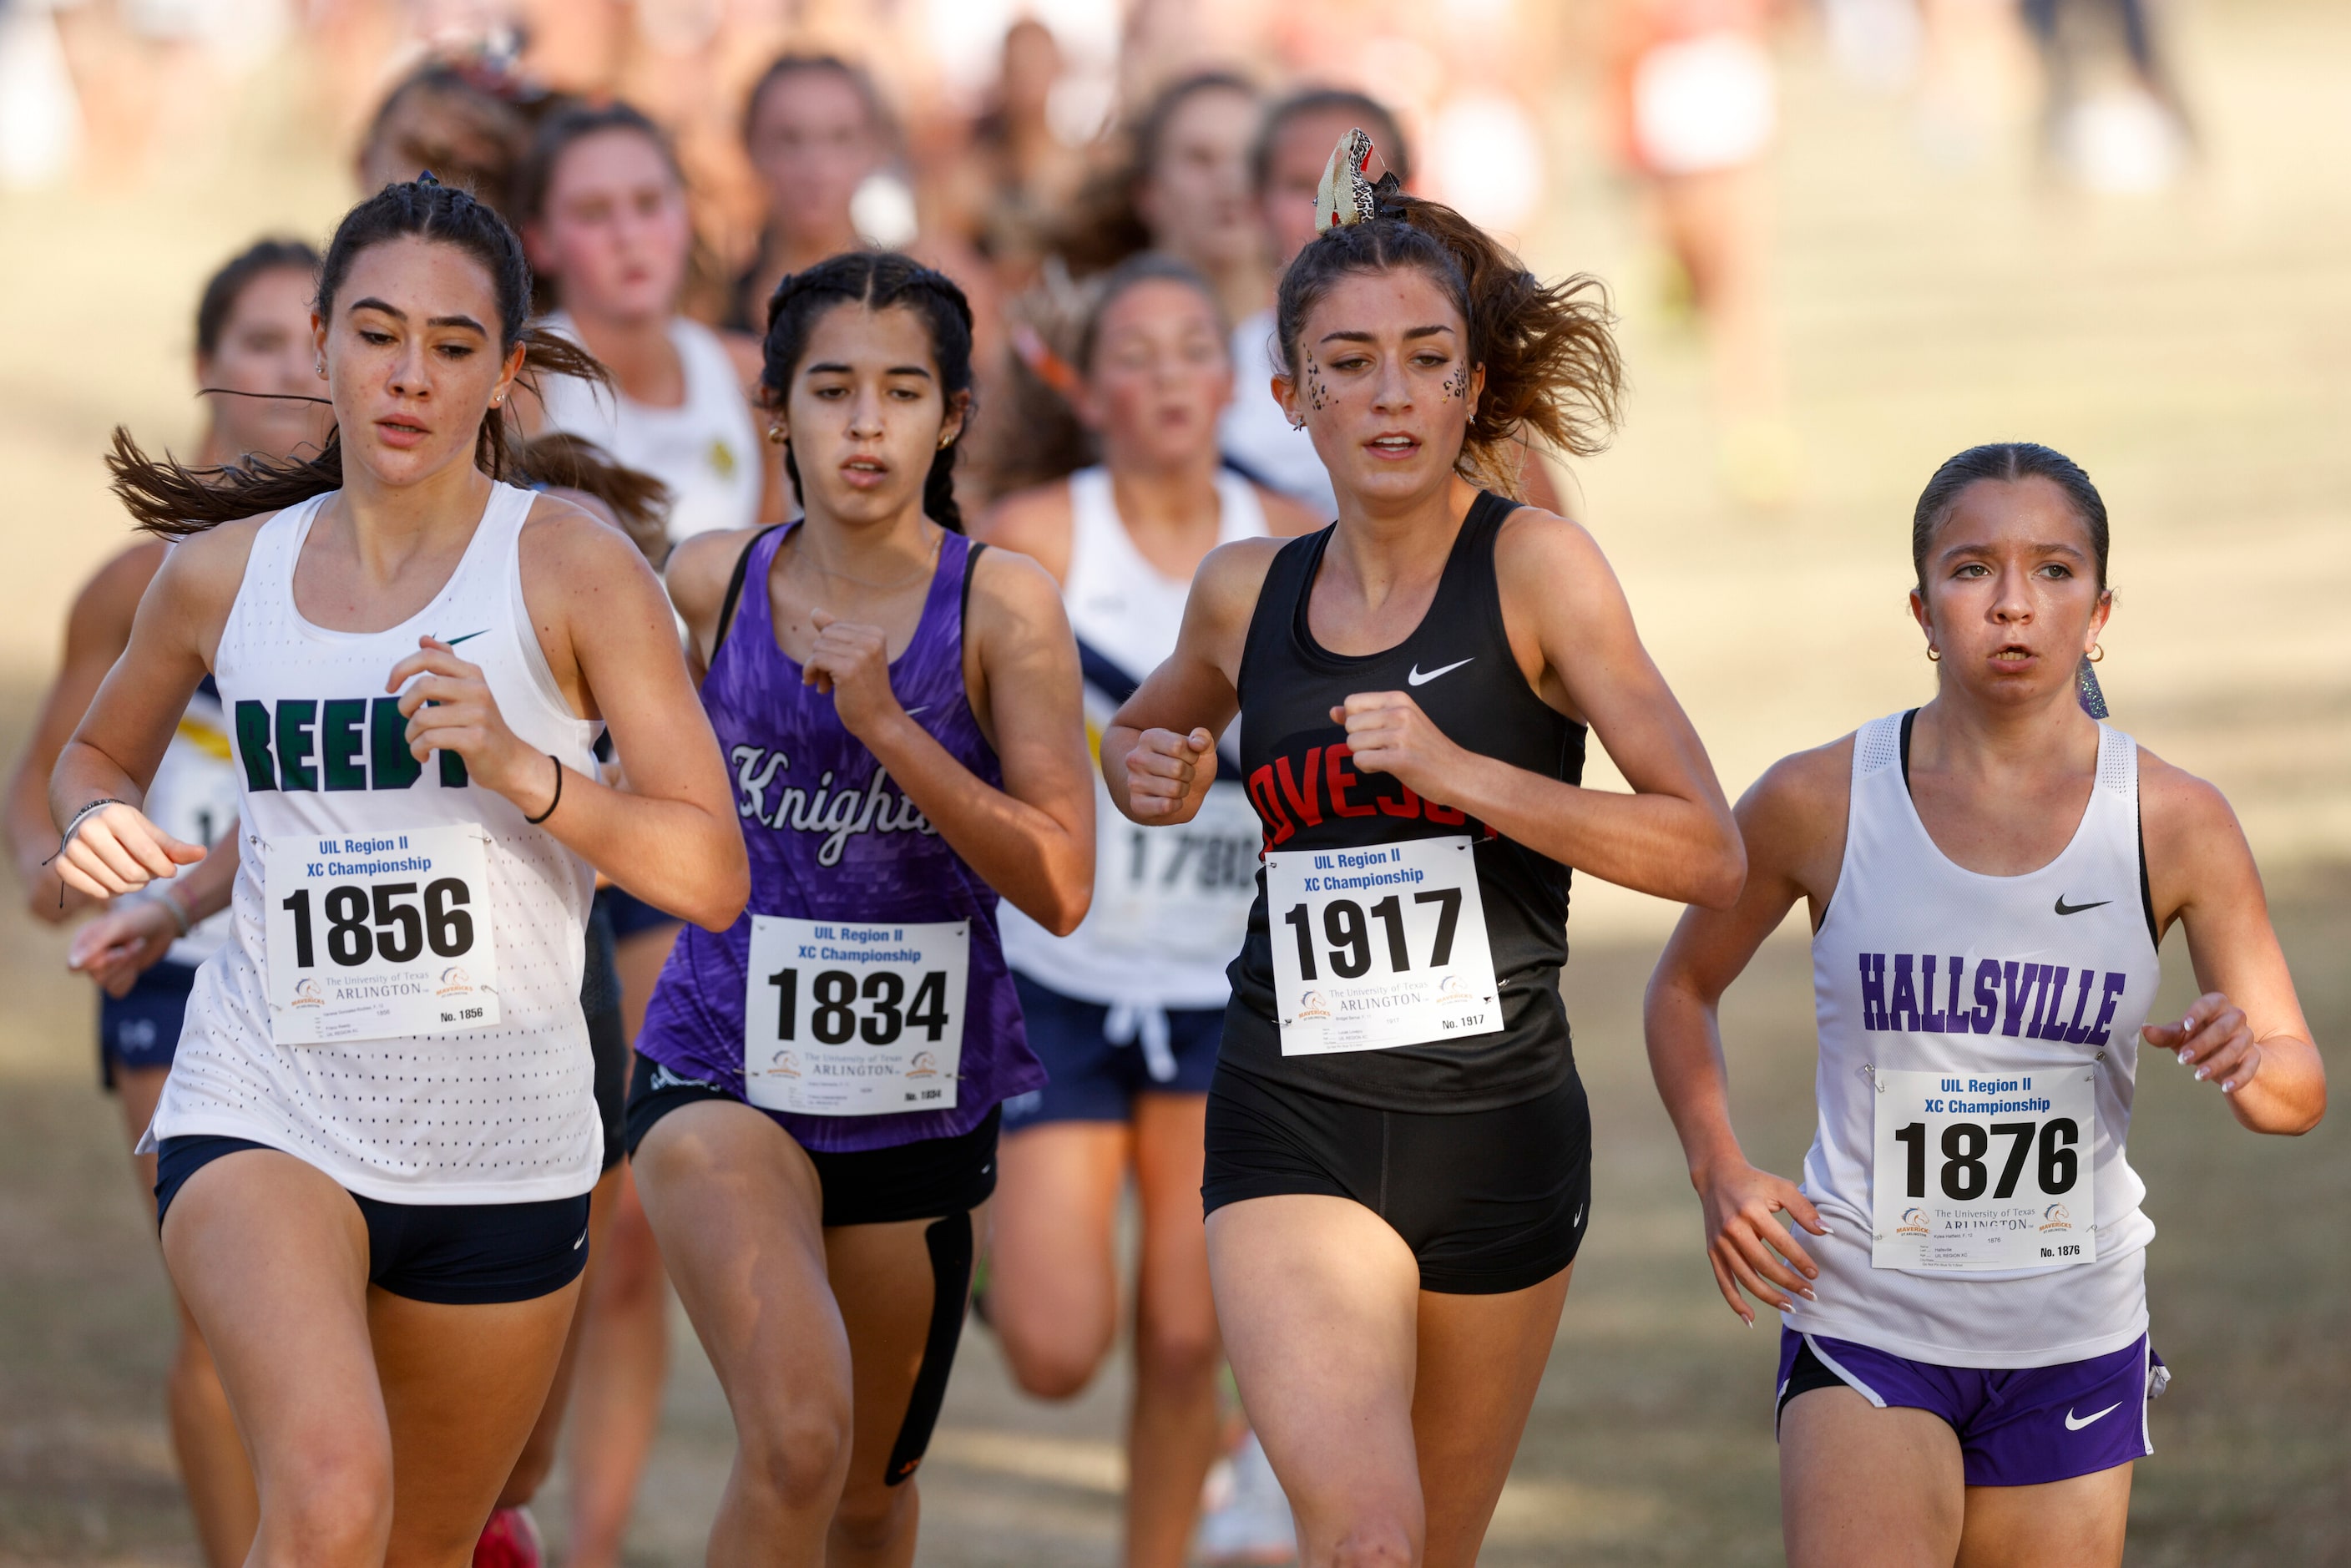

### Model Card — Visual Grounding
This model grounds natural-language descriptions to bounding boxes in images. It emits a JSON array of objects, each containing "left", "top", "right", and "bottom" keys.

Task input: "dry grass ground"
[{"left": 2, "top": 0, "right": 2347, "bottom": 1562}]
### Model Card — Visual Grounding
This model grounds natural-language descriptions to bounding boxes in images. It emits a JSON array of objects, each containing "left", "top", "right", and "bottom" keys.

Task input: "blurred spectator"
[
  {"left": 1605, "top": 0, "right": 1799, "bottom": 509},
  {"left": 354, "top": 55, "right": 540, "bottom": 209},
  {"left": 727, "top": 52, "right": 895, "bottom": 329},
  {"left": 958, "top": 18, "right": 1090, "bottom": 291},
  {"left": 1220, "top": 87, "right": 1413, "bottom": 518},
  {"left": 1053, "top": 70, "right": 1270, "bottom": 326},
  {"left": 2024, "top": 0, "right": 2193, "bottom": 192},
  {"left": 517, "top": 100, "right": 776, "bottom": 544}
]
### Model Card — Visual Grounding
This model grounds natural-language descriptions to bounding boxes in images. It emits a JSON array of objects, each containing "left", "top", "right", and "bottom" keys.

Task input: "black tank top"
[{"left": 1223, "top": 491, "right": 1585, "bottom": 1111}]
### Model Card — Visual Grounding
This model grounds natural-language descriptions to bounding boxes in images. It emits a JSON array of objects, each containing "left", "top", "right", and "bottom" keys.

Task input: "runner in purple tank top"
[{"left": 628, "top": 251, "right": 1094, "bottom": 1565}]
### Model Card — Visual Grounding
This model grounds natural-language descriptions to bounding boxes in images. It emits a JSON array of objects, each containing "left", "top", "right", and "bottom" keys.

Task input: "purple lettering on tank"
[
  {"left": 2086, "top": 971, "right": 2127, "bottom": 1045},
  {"left": 1971, "top": 958, "right": 2000, "bottom": 1035},
  {"left": 1858, "top": 953, "right": 1888, "bottom": 1031},
  {"left": 2060, "top": 967, "right": 2098, "bottom": 1044},
  {"left": 2000, "top": 961, "right": 2038, "bottom": 1037},
  {"left": 635, "top": 526, "right": 1042, "bottom": 1152},
  {"left": 1919, "top": 954, "right": 1948, "bottom": 1032}
]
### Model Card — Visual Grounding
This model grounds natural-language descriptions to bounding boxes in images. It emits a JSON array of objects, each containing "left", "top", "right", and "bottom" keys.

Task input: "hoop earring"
[
  {"left": 2088, "top": 644, "right": 2105, "bottom": 664},
  {"left": 1926, "top": 646, "right": 1942, "bottom": 663}
]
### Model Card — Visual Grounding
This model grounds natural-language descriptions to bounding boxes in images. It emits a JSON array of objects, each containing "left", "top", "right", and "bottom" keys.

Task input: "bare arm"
[
  {"left": 5, "top": 542, "right": 165, "bottom": 917},
  {"left": 49, "top": 528, "right": 252, "bottom": 899},
  {"left": 1100, "top": 536, "right": 1281, "bottom": 827},
  {"left": 69, "top": 827, "right": 242, "bottom": 997},
  {"left": 1643, "top": 742, "right": 1850, "bottom": 1323},
  {"left": 1337, "top": 508, "right": 1746, "bottom": 908},
  {"left": 2137, "top": 751, "right": 2325, "bottom": 1135},
  {"left": 395, "top": 500, "right": 747, "bottom": 931},
  {"left": 799, "top": 547, "right": 1096, "bottom": 934}
]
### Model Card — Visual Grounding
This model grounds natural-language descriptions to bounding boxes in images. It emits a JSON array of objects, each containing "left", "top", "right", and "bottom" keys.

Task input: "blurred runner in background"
[
  {"left": 3, "top": 235, "right": 326, "bottom": 1568},
  {"left": 1605, "top": 0, "right": 1800, "bottom": 510},
  {"left": 978, "top": 252, "right": 1317, "bottom": 1568}
]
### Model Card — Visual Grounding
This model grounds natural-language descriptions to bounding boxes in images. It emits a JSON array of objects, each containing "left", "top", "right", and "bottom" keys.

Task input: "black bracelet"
[{"left": 525, "top": 754, "right": 564, "bottom": 825}]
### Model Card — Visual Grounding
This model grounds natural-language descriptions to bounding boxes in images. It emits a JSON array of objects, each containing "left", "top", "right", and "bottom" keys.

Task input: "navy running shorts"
[
  {"left": 1000, "top": 974, "right": 1221, "bottom": 1130},
  {"left": 99, "top": 960, "right": 197, "bottom": 1087},
  {"left": 154, "top": 1136, "right": 590, "bottom": 1306}
]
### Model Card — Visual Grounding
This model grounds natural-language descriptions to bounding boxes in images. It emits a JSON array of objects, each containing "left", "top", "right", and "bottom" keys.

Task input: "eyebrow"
[
  {"left": 347, "top": 297, "right": 488, "bottom": 334},
  {"left": 803, "top": 361, "right": 934, "bottom": 379},
  {"left": 1317, "top": 324, "right": 1457, "bottom": 346},
  {"left": 1939, "top": 539, "right": 2089, "bottom": 559}
]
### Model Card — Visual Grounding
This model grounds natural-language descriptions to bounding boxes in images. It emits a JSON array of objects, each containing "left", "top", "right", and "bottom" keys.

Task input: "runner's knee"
[
  {"left": 1322, "top": 1518, "right": 1417, "bottom": 1568},
  {"left": 1133, "top": 1310, "right": 1219, "bottom": 1394},
  {"left": 737, "top": 1402, "right": 852, "bottom": 1511},
  {"left": 831, "top": 1470, "right": 918, "bottom": 1555},
  {"left": 261, "top": 1437, "right": 391, "bottom": 1565},
  {"left": 999, "top": 1319, "right": 1108, "bottom": 1400}
]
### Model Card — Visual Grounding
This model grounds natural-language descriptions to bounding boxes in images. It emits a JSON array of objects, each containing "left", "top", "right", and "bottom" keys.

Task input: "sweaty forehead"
[
  {"left": 796, "top": 301, "right": 938, "bottom": 372},
  {"left": 1937, "top": 475, "right": 2093, "bottom": 553},
  {"left": 340, "top": 235, "right": 501, "bottom": 321},
  {"left": 1305, "top": 269, "right": 1465, "bottom": 342}
]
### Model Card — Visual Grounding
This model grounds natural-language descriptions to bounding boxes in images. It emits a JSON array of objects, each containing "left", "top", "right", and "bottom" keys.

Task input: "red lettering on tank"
[
  {"left": 1424, "top": 799, "right": 1467, "bottom": 825},
  {"left": 1325, "top": 744, "right": 1377, "bottom": 817},
  {"left": 1274, "top": 748, "right": 1323, "bottom": 827},
  {"left": 1378, "top": 780, "right": 1423, "bottom": 818},
  {"left": 1246, "top": 764, "right": 1295, "bottom": 847}
]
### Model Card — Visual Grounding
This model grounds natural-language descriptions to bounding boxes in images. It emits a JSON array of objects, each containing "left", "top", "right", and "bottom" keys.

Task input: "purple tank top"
[{"left": 637, "top": 525, "right": 1040, "bottom": 1151}]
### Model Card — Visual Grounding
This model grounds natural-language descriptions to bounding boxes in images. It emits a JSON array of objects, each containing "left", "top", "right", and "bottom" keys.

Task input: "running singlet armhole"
[
  {"left": 959, "top": 539, "right": 988, "bottom": 625},
  {"left": 714, "top": 525, "right": 787, "bottom": 653}
]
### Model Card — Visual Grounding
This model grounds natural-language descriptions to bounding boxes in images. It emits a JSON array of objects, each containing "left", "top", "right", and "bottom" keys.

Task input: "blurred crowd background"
[{"left": 2, "top": 1, "right": 2347, "bottom": 1563}]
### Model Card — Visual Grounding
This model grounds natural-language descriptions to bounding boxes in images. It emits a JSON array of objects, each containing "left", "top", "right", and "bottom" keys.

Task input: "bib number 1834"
[{"left": 744, "top": 916, "right": 968, "bottom": 1116}]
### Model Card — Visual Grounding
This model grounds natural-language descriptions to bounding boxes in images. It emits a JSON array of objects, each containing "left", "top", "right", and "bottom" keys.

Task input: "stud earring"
[
  {"left": 938, "top": 432, "right": 953, "bottom": 451},
  {"left": 766, "top": 426, "right": 786, "bottom": 445},
  {"left": 315, "top": 361, "right": 326, "bottom": 378}
]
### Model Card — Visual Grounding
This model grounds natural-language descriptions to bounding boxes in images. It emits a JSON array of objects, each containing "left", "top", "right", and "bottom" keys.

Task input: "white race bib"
[
  {"left": 263, "top": 824, "right": 498, "bottom": 1044},
  {"left": 1263, "top": 836, "right": 1502, "bottom": 1055},
  {"left": 743, "top": 916, "right": 968, "bottom": 1115},
  {"left": 1871, "top": 1066, "right": 2097, "bottom": 1272},
  {"left": 1095, "top": 779, "right": 1259, "bottom": 963}
]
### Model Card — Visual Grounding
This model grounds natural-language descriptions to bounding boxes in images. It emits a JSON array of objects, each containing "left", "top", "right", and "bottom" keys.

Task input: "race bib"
[
  {"left": 1871, "top": 1066, "right": 2097, "bottom": 1272},
  {"left": 743, "top": 916, "right": 968, "bottom": 1115},
  {"left": 264, "top": 824, "right": 498, "bottom": 1044},
  {"left": 1263, "top": 836, "right": 1502, "bottom": 1055},
  {"left": 1095, "top": 779, "right": 1260, "bottom": 963}
]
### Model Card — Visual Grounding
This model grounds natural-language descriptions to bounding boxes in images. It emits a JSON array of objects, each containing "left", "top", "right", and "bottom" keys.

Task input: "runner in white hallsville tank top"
[
  {"left": 1645, "top": 443, "right": 2324, "bottom": 1568},
  {"left": 978, "top": 252, "right": 1317, "bottom": 1568},
  {"left": 48, "top": 178, "right": 746, "bottom": 1568}
]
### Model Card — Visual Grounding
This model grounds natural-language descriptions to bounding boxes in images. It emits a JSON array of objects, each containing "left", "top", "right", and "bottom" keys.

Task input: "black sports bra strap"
[
  {"left": 715, "top": 525, "right": 786, "bottom": 654},
  {"left": 960, "top": 539, "right": 988, "bottom": 627}
]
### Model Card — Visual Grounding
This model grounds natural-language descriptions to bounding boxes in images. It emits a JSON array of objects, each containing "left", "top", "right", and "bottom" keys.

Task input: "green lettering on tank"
[
  {"left": 275, "top": 701, "right": 317, "bottom": 792},
  {"left": 234, "top": 700, "right": 275, "bottom": 792},
  {"left": 437, "top": 748, "right": 468, "bottom": 788},
  {"left": 371, "top": 697, "right": 422, "bottom": 789},
  {"left": 321, "top": 699, "right": 368, "bottom": 791}
]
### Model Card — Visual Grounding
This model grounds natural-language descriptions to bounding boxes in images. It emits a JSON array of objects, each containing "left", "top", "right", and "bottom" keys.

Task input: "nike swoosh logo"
[
  {"left": 1572, "top": 1203, "right": 1585, "bottom": 1228},
  {"left": 442, "top": 630, "right": 490, "bottom": 647},
  {"left": 1407, "top": 658, "right": 1473, "bottom": 686},
  {"left": 574, "top": 1230, "right": 589, "bottom": 1250},
  {"left": 2054, "top": 896, "right": 2111, "bottom": 917},
  {"left": 2065, "top": 1401, "right": 2121, "bottom": 1431},
  {"left": 903, "top": 706, "right": 928, "bottom": 718}
]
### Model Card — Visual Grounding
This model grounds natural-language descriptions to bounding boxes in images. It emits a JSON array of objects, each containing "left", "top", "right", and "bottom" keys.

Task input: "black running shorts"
[{"left": 1202, "top": 1060, "right": 1592, "bottom": 1295}]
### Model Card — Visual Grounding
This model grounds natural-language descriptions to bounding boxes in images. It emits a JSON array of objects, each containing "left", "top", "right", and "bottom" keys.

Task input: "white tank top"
[
  {"left": 533, "top": 311, "right": 761, "bottom": 544},
  {"left": 143, "top": 675, "right": 241, "bottom": 967},
  {"left": 1787, "top": 711, "right": 2160, "bottom": 1368},
  {"left": 999, "top": 466, "right": 1268, "bottom": 1019},
  {"left": 149, "top": 484, "right": 604, "bottom": 1205}
]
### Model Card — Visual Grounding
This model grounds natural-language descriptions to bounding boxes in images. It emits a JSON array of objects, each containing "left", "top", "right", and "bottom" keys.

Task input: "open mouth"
[
  {"left": 376, "top": 417, "right": 428, "bottom": 447},
  {"left": 1367, "top": 434, "right": 1419, "bottom": 460},
  {"left": 1990, "top": 643, "right": 2036, "bottom": 665},
  {"left": 840, "top": 455, "right": 890, "bottom": 488}
]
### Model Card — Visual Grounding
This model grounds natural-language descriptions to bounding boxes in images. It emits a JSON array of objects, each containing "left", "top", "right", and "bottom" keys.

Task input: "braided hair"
[
  {"left": 109, "top": 175, "right": 609, "bottom": 536},
  {"left": 760, "top": 251, "right": 977, "bottom": 533}
]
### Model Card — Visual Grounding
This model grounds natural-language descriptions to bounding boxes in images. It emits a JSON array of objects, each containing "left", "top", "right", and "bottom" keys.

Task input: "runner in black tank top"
[
  {"left": 1100, "top": 136, "right": 1744, "bottom": 1566},
  {"left": 1223, "top": 488, "right": 1584, "bottom": 1109}
]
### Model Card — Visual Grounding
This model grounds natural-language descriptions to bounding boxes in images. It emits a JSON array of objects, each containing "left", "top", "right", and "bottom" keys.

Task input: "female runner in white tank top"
[
  {"left": 48, "top": 177, "right": 748, "bottom": 1568},
  {"left": 1646, "top": 443, "right": 2324, "bottom": 1567},
  {"left": 519, "top": 99, "right": 775, "bottom": 549},
  {"left": 978, "top": 252, "right": 1318, "bottom": 1568}
]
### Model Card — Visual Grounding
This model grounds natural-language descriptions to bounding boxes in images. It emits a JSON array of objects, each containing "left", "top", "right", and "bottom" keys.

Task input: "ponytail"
[{"left": 109, "top": 175, "right": 611, "bottom": 538}]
